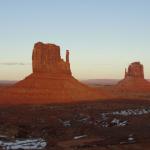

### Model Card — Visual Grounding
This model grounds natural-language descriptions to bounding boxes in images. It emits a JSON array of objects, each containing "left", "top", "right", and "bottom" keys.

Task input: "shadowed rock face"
[
  {"left": 115, "top": 62, "right": 150, "bottom": 93},
  {"left": 32, "top": 42, "right": 71, "bottom": 75},
  {"left": 125, "top": 62, "right": 144, "bottom": 79},
  {"left": 0, "top": 42, "right": 112, "bottom": 104}
]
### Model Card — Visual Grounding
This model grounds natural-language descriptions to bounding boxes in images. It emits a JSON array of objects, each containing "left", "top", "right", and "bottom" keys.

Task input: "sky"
[{"left": 0, "top": 0, "right": 150, "bottom": 80}]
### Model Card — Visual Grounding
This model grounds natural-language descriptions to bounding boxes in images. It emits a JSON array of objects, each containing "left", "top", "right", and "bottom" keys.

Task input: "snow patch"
[
  {"left": 73, "top": 135, "right": 87, "bottom": 140},
  {"left": 104, "top": 108, "right": 150, "bottom": 116},
  {"left": 0, "top": 138, "right": 47, "bottom": 150}
]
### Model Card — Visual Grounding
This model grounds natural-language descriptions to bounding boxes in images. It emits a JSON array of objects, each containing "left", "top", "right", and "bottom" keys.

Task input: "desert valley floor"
[{"left": 0, "top": 95, "right": 150, "bottom": 150}]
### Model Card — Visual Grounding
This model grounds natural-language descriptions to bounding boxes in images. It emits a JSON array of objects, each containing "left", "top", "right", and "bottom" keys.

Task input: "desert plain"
[{"left": 0, "top": 42, "right": 150, "bottom": 150}]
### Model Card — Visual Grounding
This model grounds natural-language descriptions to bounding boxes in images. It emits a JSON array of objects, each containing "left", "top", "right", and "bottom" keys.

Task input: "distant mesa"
[
  {"left": 115, "top": 62, "right": 150, "bottom": 93},
  {"left": 0, "top": 42, "right": 111, "bottom": 104},
  {"left": 124, "top": 62, "right": 144, "bottom": 79}
]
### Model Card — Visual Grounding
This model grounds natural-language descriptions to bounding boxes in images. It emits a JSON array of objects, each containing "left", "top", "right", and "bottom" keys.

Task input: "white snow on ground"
[
  {"left": 100, "top": 117, "right": 128, "bottom": 128},
  {"left": 59, "top": 108, "right": 150, "bottom": 129},
  {"left": 111, "top": 118, "right": 128, "bottom": 127},
  {"left": 73, "top": 135, "right": 87, "bottom": 140},
  {"left": 102, "top": 107, "right": 150, "bottom": 116},
  {"left": 63, "top": 120, "right": 71, "bottom": 127},
  {"left": 100, "top": 107, "right": 150, "bottom": 128},
  {"left": 120, "top": 134, "right": 136, "bottom": 144},
  {"left": 59, "top": 119, "right": 72, "bottom": 127},
  {"left": 0, "top": 138, "right": 47, "bottom": 150}
]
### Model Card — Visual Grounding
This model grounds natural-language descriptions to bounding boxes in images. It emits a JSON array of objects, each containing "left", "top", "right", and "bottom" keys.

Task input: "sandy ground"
[
  {"left": 1, "top": 83, "right": 150, "bottom": 149},
  {"left": 0, "top": 100, "right": 150, "bottom": 149}
]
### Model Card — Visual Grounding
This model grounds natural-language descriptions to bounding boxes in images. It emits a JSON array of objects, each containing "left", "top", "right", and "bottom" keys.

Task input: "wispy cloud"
[{"left": 0, "top": 62, "right": 31, "bottom": 66}]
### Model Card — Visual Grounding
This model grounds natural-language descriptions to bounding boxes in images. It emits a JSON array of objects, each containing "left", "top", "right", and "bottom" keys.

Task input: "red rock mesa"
[
  {"left": 115, "top": 62, "right": 150, "bottom": 92},
  {"left": 0, "top": 42, "right": 111, "bottom": 104},
  {"left": 32, "top": 42, "right": 71, "bottom": 75},
  {"left": 124, "top": 62, "right": 144, "bottom": 79}
]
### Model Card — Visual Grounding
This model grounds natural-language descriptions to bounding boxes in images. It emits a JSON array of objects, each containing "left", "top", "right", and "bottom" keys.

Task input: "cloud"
[{"left": 0, "top": 62, "right": 31, "bottom": 66}]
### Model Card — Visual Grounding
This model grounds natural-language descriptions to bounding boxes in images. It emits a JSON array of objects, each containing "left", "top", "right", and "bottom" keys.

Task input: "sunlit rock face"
[
  {"left": 32, "top": 42, "right": 71, "bottom": 75},
  {"left": 115, "top": 62, "right": 150, "bottom": 93},
  {"left": 0, "top": 42, "right": 112, "bottom": 104},
  {"left": 125, "top": 62, "right": 144, "bottom": 79}
]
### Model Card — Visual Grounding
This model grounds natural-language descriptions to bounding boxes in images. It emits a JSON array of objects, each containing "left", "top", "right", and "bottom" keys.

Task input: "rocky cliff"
[
  {"left": 32, "top": 42, "right": 71, "bottom": 75},
  {"left": 125, "top": 62, "right": 144, "bottom": 79}
]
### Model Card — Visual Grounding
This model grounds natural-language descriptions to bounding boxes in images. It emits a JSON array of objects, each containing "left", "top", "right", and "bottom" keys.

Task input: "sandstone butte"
[
  {"left": 0, "top": 42, "right": 112, "bottom": 104},
  {"left": 115, "top": 62, "right": 150, "bottom": 93}
]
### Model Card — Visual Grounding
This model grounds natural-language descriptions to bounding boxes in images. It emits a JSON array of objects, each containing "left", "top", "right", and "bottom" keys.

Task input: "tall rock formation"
[
  {"left": 32, "top": 42, "right": 71, "bottom": 75},
  {"left": 115, "top": 62, "right": 150, "bottom": 93},
  {"left": 0, "top": 42, "right": 111, "bottom": 104},
  {"left": 124, "top": 62, "right": 144, "bottom": 79}
]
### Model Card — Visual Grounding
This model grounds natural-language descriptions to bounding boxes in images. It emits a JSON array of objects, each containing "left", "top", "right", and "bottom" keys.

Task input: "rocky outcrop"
[
  {"left": 124, "top": 62, "right": 144, "bottom": 79},
  {"left": 115, "top": 62, "right": 150, "bottom": 93},
  {"left": 0, "top": 42, "right": 112, "bottom": 104},
  {"left": 32, "top": 42, "right": 71, "bottom": 75}
]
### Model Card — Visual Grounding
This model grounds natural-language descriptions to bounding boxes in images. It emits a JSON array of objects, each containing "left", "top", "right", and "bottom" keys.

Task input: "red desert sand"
[{"left": 0, "top": 42, "right": 112, "bottom": 104}]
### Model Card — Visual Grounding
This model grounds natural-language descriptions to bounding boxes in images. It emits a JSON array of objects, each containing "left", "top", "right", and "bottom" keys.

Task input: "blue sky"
[{"left": 0, "top": 0, "right": 150, "bottom": 80}]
